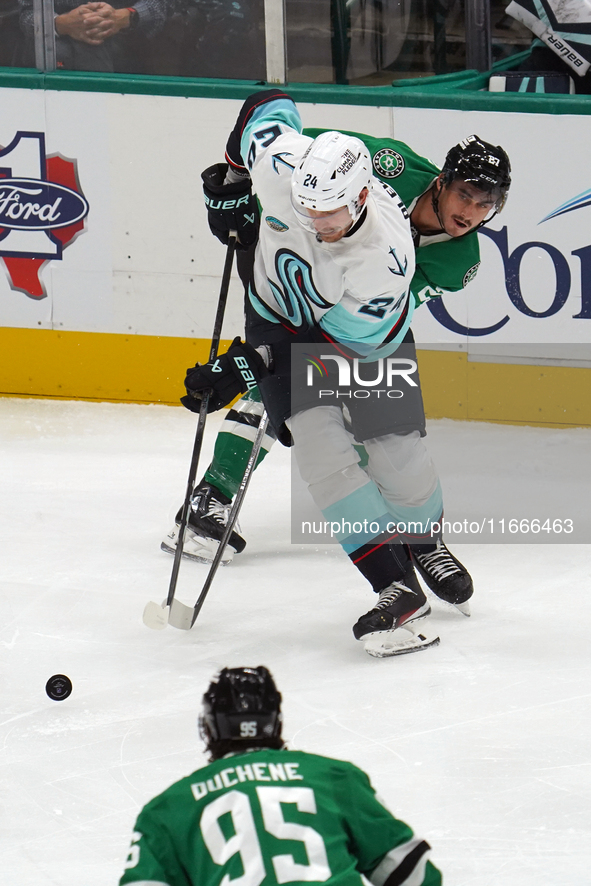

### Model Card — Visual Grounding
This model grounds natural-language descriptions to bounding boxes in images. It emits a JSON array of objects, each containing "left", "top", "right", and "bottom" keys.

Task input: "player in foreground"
[
  {"left": 119, "top": 666, "right": 442, "bottom": 886},
  {"left": 173, "top": 91, "right": 510, "bottom": 656}
]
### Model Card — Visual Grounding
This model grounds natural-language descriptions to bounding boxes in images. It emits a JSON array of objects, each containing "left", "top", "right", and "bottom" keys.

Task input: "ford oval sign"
[{"left": 0, "top": 178, "right": 89, "bottom": 231}]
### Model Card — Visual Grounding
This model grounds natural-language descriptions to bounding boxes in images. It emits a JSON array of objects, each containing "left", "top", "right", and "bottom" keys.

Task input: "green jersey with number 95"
[{"left": 119, "top": 748, "right": 441, "bottom": 886}]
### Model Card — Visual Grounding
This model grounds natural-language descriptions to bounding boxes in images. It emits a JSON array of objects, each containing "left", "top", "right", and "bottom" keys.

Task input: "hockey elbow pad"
[
  {"left": 225, "top": 88, "right": 296, "bottom": 174},
  {"left": 182, "top": 337, "right": 268, "bottom": 414},
  {"left": 202, "top": 163, "right": 259, "bottom": 250}
]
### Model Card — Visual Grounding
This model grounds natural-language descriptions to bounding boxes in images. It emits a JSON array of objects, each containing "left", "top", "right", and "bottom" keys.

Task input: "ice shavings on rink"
[{"left": 1, "top": 397, "right": 590, "bottom": 886}]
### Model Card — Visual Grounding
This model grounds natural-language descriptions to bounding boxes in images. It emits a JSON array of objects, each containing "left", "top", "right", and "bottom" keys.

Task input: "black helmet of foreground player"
[
  {"left": 199, "top": 666, "right": 284, "bottom": 760},
  {"left": 434, "top": 134, "right": 511, "bottom": 232}
]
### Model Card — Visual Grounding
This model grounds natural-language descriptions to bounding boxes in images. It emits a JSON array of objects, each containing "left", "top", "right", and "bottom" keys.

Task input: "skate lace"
[
  {"left": 375, "top": 581, "right": 413, "bottom": 610},
  {"left": 416, "top": 544, "right": 460, "bottom": 580},
  {"left": 206, "top": 499, "right": 232, "bottom": 526}
]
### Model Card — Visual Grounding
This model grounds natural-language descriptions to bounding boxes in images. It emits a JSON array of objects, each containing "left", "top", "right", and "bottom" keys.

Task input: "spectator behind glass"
[
  {"left": 139, "top": 0, "right": 266, "bottom": 79},
  {"left": 18, "top": 0, "right": 166, "bottom": 72},
  {"left": 179, "top": 0, "right": 265, "bottom": 79}
]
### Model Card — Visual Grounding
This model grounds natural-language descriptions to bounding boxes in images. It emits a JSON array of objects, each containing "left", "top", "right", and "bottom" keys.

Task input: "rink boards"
[{"left": 0, "top": 79, "right": 590, "bottom": 426}]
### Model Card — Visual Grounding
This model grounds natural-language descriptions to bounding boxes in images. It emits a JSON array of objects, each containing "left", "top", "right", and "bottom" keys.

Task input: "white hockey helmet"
[{"left": 291, "top": 131, "right": 372, "bottom": 233}]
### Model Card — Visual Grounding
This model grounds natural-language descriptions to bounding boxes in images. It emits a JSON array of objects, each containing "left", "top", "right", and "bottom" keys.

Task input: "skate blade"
[
  {"left": 417, "top": 579, "right": 472, "bottom": 617},
  {"left": 427, "top": 592, "right": 471, "bottom": 617},
  {"left": 160, "top": 538, "right": 233, "bottom": 566},
  {"left": 362, "top": 623, "right": 440, "bottom": 658}
]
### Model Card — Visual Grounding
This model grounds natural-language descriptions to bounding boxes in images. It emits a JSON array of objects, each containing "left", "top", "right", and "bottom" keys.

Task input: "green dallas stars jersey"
[
  {"left": 119, "top": 748, "right": 441, "bottom": 886},
  {"left": 304, "top": 128, "right": 481, "bottom": 309}
]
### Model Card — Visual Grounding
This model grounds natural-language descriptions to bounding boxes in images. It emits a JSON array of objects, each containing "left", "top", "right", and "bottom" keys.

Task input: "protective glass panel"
[
  {"left": 0, "top": 0, "right": 27, "bottom": 67},
  {"left": 10, "top": 0, "right": 266, "bottom": 77},
  {"left": 285, "top": 0, "right": 533, "bottom": 85},
  {"left": 491, "top": 0, "right": 535, "bottom": 67}
]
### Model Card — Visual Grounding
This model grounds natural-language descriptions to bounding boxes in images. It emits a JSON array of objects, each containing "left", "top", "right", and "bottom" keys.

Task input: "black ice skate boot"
[
  {"left": 161, "top": 480, "right": 246, "bottom": 565},
  {"left": 411, "top": 541, "right": 473, "bottom": 615},
  {"left": 353, "top": 567, "right": 439, "bottom": 658}
]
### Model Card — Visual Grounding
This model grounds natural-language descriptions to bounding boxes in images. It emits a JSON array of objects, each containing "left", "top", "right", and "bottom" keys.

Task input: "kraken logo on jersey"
[
  {"left": 268, "top": 250, "right": 333, "bottom": 329},
  {"left": 463, "top": 262, "right": 480, "bottom": 286},
  {"left": 388, "top": 245, "right": 408, "bottom": 277},
  {"left": 265, "top": 215, "right": 289, "bottom": 232},
  {"left": 271, "top": 152, "right": 296, "bottom": 174},
  {"left": 373, "top": 149, "right": 405, "bottom": 179}
]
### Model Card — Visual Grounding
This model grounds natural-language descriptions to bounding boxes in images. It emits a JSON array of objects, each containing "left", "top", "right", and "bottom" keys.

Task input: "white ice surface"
[{"left": 1, "top": 398, "right": 590, "bottom": 886}]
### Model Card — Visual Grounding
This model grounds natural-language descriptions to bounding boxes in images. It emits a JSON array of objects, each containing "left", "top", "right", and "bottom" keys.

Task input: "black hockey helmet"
[
  {"left": 199, "top": 666, "right": 283, "bottom": 752},
  {"left": 442, "top": 135, "right": 511, "bottom": 211}
]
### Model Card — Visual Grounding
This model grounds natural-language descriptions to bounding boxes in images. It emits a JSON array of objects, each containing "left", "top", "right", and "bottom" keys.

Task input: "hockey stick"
[
  {"left": 167, "top": 408, "right": 270, "bottom": 630},
  {"left": 143, "top": 233, "right": 238, "bottom": 630}
]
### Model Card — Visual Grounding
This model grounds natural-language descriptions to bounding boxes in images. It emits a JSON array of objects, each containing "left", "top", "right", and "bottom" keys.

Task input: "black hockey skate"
[
  {"left": 411, "top": 541, "right": 473, "bottom": 615},
  {"left": 161, "top": 480, "right": 246, "bottom": 565},
  {"left": 353, "top": 568, "right": 439, "bottom": 657}
]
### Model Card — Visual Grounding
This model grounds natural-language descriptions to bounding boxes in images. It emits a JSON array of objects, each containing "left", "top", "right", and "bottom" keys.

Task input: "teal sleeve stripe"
[
  {"left": 240, "top": 99, "right": 303, "bottom": 161},
  {"left": 353, "top": 319, "right": 414, "bottom": 361},
  {"left": 247, "top": 286, "right": 282, "bottom": 324},
  {"left": 320, "top": 299, "right": 414, "bottom": 350},
  {"left": 248, "top": 98, "right": 303, "bottom": 130}
]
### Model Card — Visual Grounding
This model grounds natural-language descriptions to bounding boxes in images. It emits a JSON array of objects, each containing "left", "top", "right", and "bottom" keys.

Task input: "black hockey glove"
[
  {"left": 181, "top": 337, "right": 268, "bottom": 413},
  {"left": 202, "top": 163, "right": 259, "bottom": 250}
]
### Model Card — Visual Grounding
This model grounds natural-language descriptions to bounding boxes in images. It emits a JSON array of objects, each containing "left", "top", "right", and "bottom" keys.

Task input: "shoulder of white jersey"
[
  {"left": 241, "top": 100, "right": 306, "bottom": 175},
  {"left": 252, "top": 131, "right": 313, "bottom": 180},
  {"left": 371, "top": 177, "right": 411, "bottom": 224}
]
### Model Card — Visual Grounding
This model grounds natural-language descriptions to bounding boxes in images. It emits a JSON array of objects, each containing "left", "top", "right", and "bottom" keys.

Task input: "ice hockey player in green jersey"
[
  {"left": 162, "top": 123, "right": 511, "bottom": 621},
  {"left": 119, "top": 666, "right": 442, "bottom": 886}
]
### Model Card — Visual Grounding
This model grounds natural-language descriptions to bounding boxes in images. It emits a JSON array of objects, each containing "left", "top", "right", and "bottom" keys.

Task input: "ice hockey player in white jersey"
[
  {"left": 180, "top": 91, "right": 437, "bottom": 656},
  {"left": 166, "top": 121, "right": 511, "bottom": 625},
  {"left": 180, "top": 90, "right": 506, "bottom": 656},
  {"left": 240, "top": 134, "right": 414, "bottom": 352}
]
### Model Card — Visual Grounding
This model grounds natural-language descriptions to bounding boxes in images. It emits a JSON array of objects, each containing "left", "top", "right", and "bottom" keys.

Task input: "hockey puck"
[{"left": 45, "top": 674, "right": 73, "bottom": 701}]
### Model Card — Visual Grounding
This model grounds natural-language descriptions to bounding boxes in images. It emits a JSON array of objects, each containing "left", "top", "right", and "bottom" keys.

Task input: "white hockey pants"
[{"left": 288, "top": 405, "right": 443, "bottom": 550}]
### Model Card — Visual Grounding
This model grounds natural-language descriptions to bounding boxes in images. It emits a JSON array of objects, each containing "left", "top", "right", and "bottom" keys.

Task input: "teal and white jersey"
[
  {"left": 305, "top": 128, "right": 481, "bottom": 311},
  {"left": 120, "top": 748, "right": 441, "bottom": 886},
  {"left": 241, "top": 101, "right": 415, "bottom": 359}
]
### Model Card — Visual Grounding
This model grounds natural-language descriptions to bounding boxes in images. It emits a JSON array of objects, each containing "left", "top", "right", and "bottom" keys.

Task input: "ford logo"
[{"left": 0, "top": 178, "right": 89, "bottom": 231}]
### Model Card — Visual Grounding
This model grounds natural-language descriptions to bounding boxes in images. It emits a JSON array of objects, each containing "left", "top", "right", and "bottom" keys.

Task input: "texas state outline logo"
[{"left": 0, "top": 130, "right": 89, "bottom": 299}]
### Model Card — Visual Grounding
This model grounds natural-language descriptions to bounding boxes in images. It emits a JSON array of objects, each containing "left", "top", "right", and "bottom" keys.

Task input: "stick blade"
[
  {"left": 168, "top": 599, "right": 197, "bottom": 631},
  {"left": 143, "top": 600, "right": 170, "bottom": 630}
]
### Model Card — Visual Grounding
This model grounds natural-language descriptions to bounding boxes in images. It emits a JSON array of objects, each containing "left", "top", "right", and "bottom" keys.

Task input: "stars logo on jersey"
[
  {"left": 373, "top": 149, "right": 405, "bottom": 179},
  {"left": 463, "top": 262, "right": 480, "bottom": 286},
  {"left": 388, "top": 245, "right": 408, "bottom": 277},
  {"left": 265, "top": 216, "right": 289, "bottom": 232}
]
